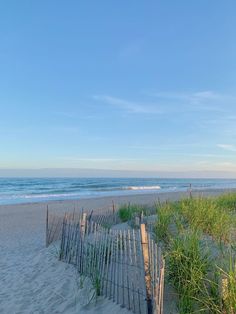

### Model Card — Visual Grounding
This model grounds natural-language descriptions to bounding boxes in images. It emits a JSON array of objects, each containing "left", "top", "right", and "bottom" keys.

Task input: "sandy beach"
[{"left": 0, "top": 189, "right": 234, "bottom": 314}]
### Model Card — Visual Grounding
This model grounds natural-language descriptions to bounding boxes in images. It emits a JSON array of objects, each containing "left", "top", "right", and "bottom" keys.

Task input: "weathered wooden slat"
[
  {"left": 100, "top": 228, "right": 108, "bottom": 294},
  {"left": 140, "top": 224, "right": 153, "bottom": 314},
  {"left": 127, "top": 229, "right": 134, "bottom": 312}
]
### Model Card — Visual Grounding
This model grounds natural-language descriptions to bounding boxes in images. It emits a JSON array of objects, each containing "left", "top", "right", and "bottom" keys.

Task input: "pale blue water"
[{"left": 0, "top": 178, "right": 236, "bottom": 205}]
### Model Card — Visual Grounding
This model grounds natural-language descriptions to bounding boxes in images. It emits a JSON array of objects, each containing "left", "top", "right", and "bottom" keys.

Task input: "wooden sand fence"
[
  {"left": 46, "top": 207, "right": 64, "bottom": 247},
  {"left": 89, "top": 209, "right": 120, "bottom": 227},
  {"left": 88, "top": 200, "right": 121, "bottom": 227},
  {"left": 46, "top": 201, "right": 120, "bottom": 247},
  {"left": 57, "top": 213, "right": 164, "bottom": 314}
]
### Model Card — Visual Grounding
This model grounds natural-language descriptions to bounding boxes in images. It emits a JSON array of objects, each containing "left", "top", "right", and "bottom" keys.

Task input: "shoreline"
[{"left": 1, "top": 187, "right": 236, "bottom": 211}]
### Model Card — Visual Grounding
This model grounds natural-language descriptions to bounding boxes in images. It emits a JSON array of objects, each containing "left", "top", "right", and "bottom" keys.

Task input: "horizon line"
[{"left": 0, "top": 168, "right": 236, "bottom": 179}]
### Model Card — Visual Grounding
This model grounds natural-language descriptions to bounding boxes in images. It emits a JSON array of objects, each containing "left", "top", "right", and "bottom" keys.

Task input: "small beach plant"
[
  {"left": 118, "top": 203, "right": 148, "bottom": 222},
  {"left": 91, "top": 270, "right": 101, "bottom": 297},
  {"left": 218, "top": 254, "right": 236, "bottom": 313},
  {"left": 155, "top": 202, "right": 174, "bottom": 243}
]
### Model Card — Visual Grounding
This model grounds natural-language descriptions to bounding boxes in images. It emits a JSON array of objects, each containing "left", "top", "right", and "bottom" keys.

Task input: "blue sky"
[{"left": 1, "top": 1, "right": 236, "bottom": 176}]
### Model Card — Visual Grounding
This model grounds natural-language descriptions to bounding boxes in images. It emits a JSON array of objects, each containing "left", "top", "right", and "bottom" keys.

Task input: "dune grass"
[
  {"left": 216, "top": 192, "right": 236, "bottom": 212},
  {"left": 218, "top": 254, "right": 236, "bottom": 313},
  {"left": 118, "top": 203, "right": 148, "bottom": 222},
  {"left": 155, "top": 202, "right": 174, "bottom": 243},
  {"left": 178, "top": 197, "right": 233, "bottom": 243},
  {"left": 154, "top": 193, "right": 236, "bottom": 313},
  {"left": 168, "top": 231, "right": 210, "bottom": 313}
]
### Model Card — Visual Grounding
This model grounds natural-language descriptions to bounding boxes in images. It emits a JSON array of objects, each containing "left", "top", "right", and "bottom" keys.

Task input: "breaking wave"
[{"left": 127, "top": 186, "right": 161, "bottom": 190}]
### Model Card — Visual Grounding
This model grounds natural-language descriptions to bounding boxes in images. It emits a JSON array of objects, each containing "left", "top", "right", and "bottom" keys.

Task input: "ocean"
[{"left": 0, "top": 177, "right": 236, "bottom": 205}]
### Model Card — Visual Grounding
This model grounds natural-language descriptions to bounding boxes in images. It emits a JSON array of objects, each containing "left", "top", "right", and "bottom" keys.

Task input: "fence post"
[
  {"left": 140, "top": 223, "right": 153, "bottom": 314},
  {"left": 81, "top": 212, "right": 87, "bottom": 238},
  {"left": 112, "top": 200, "right": 115, "bottom": 214},
  {"left": 46, "top": 205, "right": 49, "bottom": 247},
  {"left": 140, "top": 211, "right": 144, "bottom": 224},
  {"left": 112, "top": 200, "right": 115, "bottom": 224},
  {"left": 88, "top": 210, "right": 93, "bottom": 221},
  {"left": 157, "top": 258, "right": 165, "bottom": 314},
  {"left": 189, "top": 183, "right": 192, "bottom": 199}
]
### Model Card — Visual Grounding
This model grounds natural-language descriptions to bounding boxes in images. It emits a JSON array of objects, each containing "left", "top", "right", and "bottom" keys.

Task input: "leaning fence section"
[
  {"left": 58, "top": 214, "right": 164, "bottom": 314},
  {"left": 46, "top": 209, "right": 118, "bottom": 247},
  {"left": 89, "top": 209, "right": 121, "bottom": 227},
  {"left": 46, "top": 204, "right": 121, "bottom": 247},
  {"left": 46, "top": 208, "right": 64, "bottom": 246}
]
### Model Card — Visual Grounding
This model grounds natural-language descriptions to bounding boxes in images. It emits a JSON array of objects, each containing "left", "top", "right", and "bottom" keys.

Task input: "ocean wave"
[
  {"left": 23, "top": 192, "right": 82, "bottom": 199},
  {"left": 126, "top": 186, "right": 161, "bottom": 190}
]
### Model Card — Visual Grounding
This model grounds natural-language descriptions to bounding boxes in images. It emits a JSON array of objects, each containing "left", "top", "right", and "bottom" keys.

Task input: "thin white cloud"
[
  {"left": 196, "top": 160, "right": 236, "bottom": 170},
  {"left": 217, "top": 144, "right": 236, "bottom": 152},
  {"left": 145, "top": 90, "right": 231, "bottom": 102},
  {"left": 129, "top": 143, "right": 205, "bottom": 150},
  {"left": 93, "top": 90, "right": 235, "bottom": 116},
  {"left": 58, "top": 157, "right": 145, "bottom": 162},
  {"left": 196, "top": 160, "right": 235, "bottom": 167},
  {"left": 192, "top": 91, "right": 219, "bottom": 100},
  {"left": 152, "top": 152, "right": 229, "bottom": 158},
  {"left": 148, "top": 90, "right": 219, "bottom": 100},
  {"left": 93, "top": 95, "right": 163, "bottom": 114},
  {"left": 143, "top": 90, "right": 235, "bottom": 113}
]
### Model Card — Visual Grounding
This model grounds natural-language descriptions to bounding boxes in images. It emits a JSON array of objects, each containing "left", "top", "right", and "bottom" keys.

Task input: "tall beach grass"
[{"left": 154, "top": 193, "right": 236, "bottom": 313}]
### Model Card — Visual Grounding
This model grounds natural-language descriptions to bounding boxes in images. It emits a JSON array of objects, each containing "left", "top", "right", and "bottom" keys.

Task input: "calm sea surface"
[{"left": 0, "top": 177, "right": 236, "bottom": 205}]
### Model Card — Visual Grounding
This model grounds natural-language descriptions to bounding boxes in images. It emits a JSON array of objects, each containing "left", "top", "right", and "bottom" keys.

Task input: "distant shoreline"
[
  {"left": 1, "top": 177, "right": 236, "bottom": 206},
  {"left": 1, "top": 187, "right": 236, "bottom": 211}
]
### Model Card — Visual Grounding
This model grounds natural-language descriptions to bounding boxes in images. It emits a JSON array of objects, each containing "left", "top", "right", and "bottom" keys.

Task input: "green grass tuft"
[
  {"left": 168, "top": 231, "right": 210, "bottom": 313},
  {"left": 155, "top": 202, "right": 174, "bottom": 243},
  {"left": 216, "top": 192, "right": 236, "bottom": 212},
  {"left": 118, "top": 203, "right": 148, "bottom": 222}
]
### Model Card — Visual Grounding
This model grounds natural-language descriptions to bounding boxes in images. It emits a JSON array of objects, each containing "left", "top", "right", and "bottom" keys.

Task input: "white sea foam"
[
  {"left": 127, "top": 186, "right": 161, "bottom": 190},
  {"left": 23, "top": 193, "right": 80, "bottom": 199}
]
